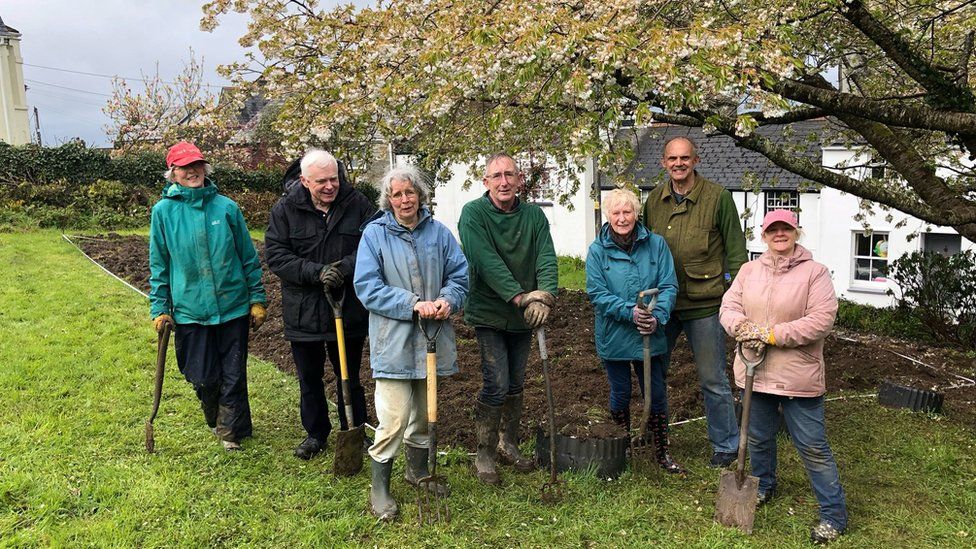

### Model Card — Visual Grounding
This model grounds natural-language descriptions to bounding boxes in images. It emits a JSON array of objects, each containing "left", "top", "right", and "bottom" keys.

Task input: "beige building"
[{"left": 0, "top": 15, "right": 30, "bottom": 145}]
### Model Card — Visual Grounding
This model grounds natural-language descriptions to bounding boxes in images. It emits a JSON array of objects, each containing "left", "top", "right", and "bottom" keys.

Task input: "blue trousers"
[
  {"left": 475, "top": 327, "right": 533, "bottom": 407},
  {"left": 604, "top": 355, "right": 668, "bottom": 415},
  {"left": 663, "top": 312, "right": 739, "bottom": 453},
  {"left": 749, "top": 392, "right": 848, "bottom": 531}
]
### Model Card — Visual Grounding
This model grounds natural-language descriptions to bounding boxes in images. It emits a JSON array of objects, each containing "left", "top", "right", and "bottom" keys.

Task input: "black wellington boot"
[
  {"left": 369, "top": 457, "right": 399, "bottom": 521},
  {"left": 651, "top": 412, "right": 686, "bottom": 475},
  {"left": 404, "top": 445, "right": 450, "bottom": 496},
  {"left": 473, "top": 401, "right": 502, "bottom": 485},
  {"left": 497, "top": 394, "right": 536, "bottom": 472}
]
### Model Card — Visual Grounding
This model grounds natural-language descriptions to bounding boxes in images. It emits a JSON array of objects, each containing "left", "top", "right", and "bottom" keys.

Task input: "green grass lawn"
[{"left": 1, "top": 230, "right": 974, "bottom": 547}]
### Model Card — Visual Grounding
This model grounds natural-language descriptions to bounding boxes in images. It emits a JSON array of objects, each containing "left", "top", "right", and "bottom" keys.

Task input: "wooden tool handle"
[{"left": 426, "top": 352, "right": 437, "bottom": 422}]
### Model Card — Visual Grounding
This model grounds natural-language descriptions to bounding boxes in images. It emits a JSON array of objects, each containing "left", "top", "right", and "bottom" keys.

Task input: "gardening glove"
[
  {"left": 523, "top": 301, "right": 551, "bottom": 328},
  {"left": 152, "top": 314, "right": 173, "bottom": 333},
  {"left": 250, "top": 303, "right": 267, "bottom": 331},
  {"left": 319, "top": 262, "right": 344, "bottom": 290},
  {"left": 521, "top": 290, "right": 555, "bottom": 308},
  {"left": 736, "top": 321, "right": 775, "bottom": 348},
  {"left": 632, "top": 305, "right": 657, "bottom": 334}
]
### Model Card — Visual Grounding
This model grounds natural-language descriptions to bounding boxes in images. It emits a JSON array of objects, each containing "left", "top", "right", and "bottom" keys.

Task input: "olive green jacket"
[{"left": 641, "top": 174, "right": 747, "bottom": 319}]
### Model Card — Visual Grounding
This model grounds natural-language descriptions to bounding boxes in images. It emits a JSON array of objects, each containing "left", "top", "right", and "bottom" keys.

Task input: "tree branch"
[{"left": 841, "top": 0, "right": 976, "bottom": 111}]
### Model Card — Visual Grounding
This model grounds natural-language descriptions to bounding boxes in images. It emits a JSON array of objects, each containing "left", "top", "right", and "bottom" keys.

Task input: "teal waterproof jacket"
[
  {"left": 585, "top": 223, "right": 678, "bottom": 360},
  {"left": 149, "top": 180, "right": 266, "bottom": 325}
]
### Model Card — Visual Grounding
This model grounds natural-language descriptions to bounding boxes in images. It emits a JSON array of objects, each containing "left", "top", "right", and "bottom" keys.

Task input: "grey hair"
[
  {"left": 662, "top": 135, "right": 699, "bottom": 158},
  {"left": 163, "top": 162, "right": 213, "bottom": 183},
  {"left": 484, "top": 152, "right": 518, "bottom": 177},
  {"left": 601, "top": 188, "right": 640, "bottom": 221},
  {"left": 300, "top": 149, "right": 338, "bottom": 176},
  {"left": 378, "top": 165, "right": 431, "bottom": 211}
]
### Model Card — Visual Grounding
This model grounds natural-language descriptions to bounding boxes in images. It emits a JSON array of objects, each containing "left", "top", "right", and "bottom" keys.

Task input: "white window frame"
[
  {"left": 851, "top": 231, "right": 890, "bottom": 286},
  {"left": 764, "top": 190, "right": 800, "bottom": 223}
]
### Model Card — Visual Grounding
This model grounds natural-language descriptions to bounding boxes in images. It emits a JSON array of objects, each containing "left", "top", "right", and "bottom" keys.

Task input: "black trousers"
[
  {"left": 290, "top": 337, "right": 367, "bottom": 441},
  {"left": 174, "top": 315, "right": 252, "bottom": 442}
]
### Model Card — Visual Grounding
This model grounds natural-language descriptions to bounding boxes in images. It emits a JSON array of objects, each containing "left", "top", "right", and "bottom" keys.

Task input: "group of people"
[{"left": 148, "top": 138, "right": 847, "bottom": 543}]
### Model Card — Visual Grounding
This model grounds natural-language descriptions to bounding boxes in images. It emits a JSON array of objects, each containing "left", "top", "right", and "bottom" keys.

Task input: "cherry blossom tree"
[{"left": 202, "top": 0, "right": 976, "bottom": 240}]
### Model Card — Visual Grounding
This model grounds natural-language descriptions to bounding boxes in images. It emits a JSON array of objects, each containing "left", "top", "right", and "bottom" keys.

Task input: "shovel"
[
  {"left": 714, "top": 342, "right": 767, "bottom": 534},
  {"left": 416, "top": 317, "right": 450, "bottom": 524},
  {"left": 630, "top": 288, "right": 659, "bottom": 476},
  {"left": 536, "top": 327, "right": 563, "bottom": 504},
  {"left": 145, "top": 320, "right": 172, "bottom": 453},
  {"left": 324, "top": 287, "right": 365, "bottom": 477}
]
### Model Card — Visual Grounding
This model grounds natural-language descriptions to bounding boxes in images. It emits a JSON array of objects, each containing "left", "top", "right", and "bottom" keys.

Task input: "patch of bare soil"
[{"left": 75, "top": 234, "right": 976, "bottom": 448}]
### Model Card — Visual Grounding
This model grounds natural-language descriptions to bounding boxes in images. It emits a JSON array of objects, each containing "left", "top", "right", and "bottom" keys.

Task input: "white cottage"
[{"left": 404, "top": 120, "right": 973, "bottom": 307}]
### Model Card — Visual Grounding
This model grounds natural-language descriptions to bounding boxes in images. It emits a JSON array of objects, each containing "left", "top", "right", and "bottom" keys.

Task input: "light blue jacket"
[
  {"left": 354, "top": 208, "right": 469, "bottom": 379},
  {"left": 586, "top": 223, "right": 678, "bottom": 360}
]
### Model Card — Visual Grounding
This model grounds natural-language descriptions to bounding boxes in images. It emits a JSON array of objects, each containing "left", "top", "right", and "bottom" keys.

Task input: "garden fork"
[{"left": 416, "top": 316, "right": 450, "bottom": 524}]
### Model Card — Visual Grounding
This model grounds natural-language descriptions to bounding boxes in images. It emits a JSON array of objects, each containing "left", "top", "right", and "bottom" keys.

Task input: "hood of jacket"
[
  {"left": 281, "top": 165, "right": 357, "bottom": 213},
  {"left": 597, "top": 221, "right": 650, "bottom": 250},
  {"left": 160, "top": 178, "right": 218, "bottom": 206},
  {"left": 365, "top": 207, "right": 433, "bottom": 234},
  {"left": 758, "top": 243, "right": 813, "bottom": 274}
]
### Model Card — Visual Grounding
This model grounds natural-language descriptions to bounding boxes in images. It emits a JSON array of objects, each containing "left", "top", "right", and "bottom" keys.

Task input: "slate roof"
[
  {"left": 0, "top": 15, "right": 20, "bottom": 35},
  {"left": 610, "top": 119, "right": 827, "bottom": 191}
]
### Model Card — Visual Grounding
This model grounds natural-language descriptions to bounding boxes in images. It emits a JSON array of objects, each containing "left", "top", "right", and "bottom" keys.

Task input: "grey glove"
[
  {"left": 319, "top": 262, "right": 344, "bottom": 290},
  {"left": 524, "top": 301, "right": 551, "bottom": 328},
  {"left": 632, "top": 306, "right": 657, "bottom": 335},
  {"left": 521, "top": 290, "right": 555, "bottom": 308}
]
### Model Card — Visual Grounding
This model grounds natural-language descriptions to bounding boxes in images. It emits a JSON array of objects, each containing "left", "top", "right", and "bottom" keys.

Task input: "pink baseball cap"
[
  {"left": 166, "top": 141, "right": 206, "bottom": 168},
  {"left": 761, "top": 209, "right": 799, "bottom": 232}
]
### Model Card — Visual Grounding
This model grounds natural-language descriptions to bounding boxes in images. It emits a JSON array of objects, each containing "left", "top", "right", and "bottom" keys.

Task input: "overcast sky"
[{"left": 3, "top": 1, "right": 267, "bottom": 147}]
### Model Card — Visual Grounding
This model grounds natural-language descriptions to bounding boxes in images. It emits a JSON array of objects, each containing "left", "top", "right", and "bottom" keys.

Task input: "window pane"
[
  {"left": 872, "top": 261, "right": 888, "bottom": 280},
  {"left": 855, "top": 258, "right": 872, "bottom": 280},
  {"left": 856, "top": 234, "right": 871, "bottom": 256},
  {"left": 872, "top": 238, "right": 889, "bottom": 258}
]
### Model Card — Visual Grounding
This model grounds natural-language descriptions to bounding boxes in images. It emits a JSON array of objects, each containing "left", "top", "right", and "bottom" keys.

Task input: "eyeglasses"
[{"left": 486, "top": 171, "right": 520, "bottom": 181}]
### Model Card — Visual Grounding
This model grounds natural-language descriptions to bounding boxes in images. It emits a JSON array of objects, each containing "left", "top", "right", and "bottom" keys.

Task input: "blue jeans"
[
  {"left": 604, "top": 356, "right": 668, "bottom": 415},
  {"left": 664, "top": 313, "right": 738, "bottom": 453},
  {"left": 749, "top": 392, "right": 848, "bottom": 531},
  {"left": 475, "top": 328, "right": 533, "bottom": 407}
]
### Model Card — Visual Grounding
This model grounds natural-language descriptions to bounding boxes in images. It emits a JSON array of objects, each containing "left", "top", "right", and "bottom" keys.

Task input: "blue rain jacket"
[{"left": 585, "top": 222, "right": 678, "bottom": 360}]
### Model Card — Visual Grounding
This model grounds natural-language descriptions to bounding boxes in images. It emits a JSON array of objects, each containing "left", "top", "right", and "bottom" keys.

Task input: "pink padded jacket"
[{"left": 719, "top": 244, "right": 838, "bottom": 397}]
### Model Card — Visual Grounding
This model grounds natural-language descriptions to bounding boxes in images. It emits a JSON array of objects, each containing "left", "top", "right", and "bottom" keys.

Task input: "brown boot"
[
  {"left": 497, "top": 394, "right": 536, "bottom": 473},
  {"left": 651, "top": 412, "right": 686, "bottom": 475},
  {"left": 474, "top": 401, "right": 502, "bottom": 485}
]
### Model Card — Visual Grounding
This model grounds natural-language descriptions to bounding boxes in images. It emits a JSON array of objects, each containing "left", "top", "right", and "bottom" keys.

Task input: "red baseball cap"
[
  {"left": 761, "top": 209, "right": 799, "bottom": 232},
  {"left": 166, "top": 141, "right": 206, "bottom": 168}
]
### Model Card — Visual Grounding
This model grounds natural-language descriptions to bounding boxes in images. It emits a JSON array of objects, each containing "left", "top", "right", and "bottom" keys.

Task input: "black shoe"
[
  {"left": 709, "top": 451, "right": 737, "bottom": 468},
  {"left": 294, "top": 436, "right": 325, "bottom": 460},
  {"left": 756, "top": 488, "right": 775, "bottom": 506}
]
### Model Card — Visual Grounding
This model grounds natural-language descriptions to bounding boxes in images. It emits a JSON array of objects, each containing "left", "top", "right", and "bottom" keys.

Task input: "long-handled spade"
[
  {"left": 536, "top": 327, "right": 563, "bottom": 504},
  {"left": 714, "top": 342, "right": 767, "bottom": 534},
  {"left": 630, "top": 288, "right": 659, "bottom": 476},
  {"left": 416, "top": 317, "right": 450, "bottom": 524},
  {"left": 324, "top": 287, "right": 365, "bottom": 477},
  {"left": 145, "top": 320, "right": 172, "bottom": 453}
]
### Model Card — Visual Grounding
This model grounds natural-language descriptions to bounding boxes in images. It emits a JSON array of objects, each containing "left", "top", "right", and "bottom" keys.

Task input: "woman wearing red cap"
[
  {"left": 149, "top": 141, "right": 267, "bottom": 451},
  {"left": 719, "top": 209, "right": 848, "bottom": 544}
]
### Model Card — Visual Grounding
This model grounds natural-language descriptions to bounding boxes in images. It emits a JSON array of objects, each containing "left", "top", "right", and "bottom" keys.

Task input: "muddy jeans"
[
  {"left": 173, "top": 315, "right": 252, "bottom": 442},
  {"left": 475, "top": 327, "right": 533, "bottom": 407},
  {"left": 663, "top": 313, "right": 739, "bottom": 454},
  {"left": 368, "top": 378, "right": 429, "bottom": 463},
  {"left": 604, "top": 355, "right": 668, "bottom": 415},
  {"left": 749, "top": 392, "right": 848, "bottom": 531}
]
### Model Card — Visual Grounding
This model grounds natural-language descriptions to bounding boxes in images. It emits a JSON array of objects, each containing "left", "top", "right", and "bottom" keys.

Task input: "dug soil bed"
[{"left": 75, "top": 234, "right": 976, "bottom": 448}]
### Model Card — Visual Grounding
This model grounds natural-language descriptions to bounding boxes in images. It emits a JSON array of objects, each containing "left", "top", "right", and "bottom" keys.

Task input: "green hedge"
[{"left": 0, "top": 142, "right": 281, "bottom": 192}]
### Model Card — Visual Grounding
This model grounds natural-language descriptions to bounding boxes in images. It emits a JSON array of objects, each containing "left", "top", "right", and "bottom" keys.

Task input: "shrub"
[
  {"left": 887, "top": 250, "right": 976, "bottom": 348},
  {"left": 835, "top": 299, "right": 928, "bottom": 343}
]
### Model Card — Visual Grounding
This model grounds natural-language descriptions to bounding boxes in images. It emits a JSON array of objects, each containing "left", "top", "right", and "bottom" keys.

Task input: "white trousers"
[{"left": 368, "top": 378, "right": 429, "bottom": 463}]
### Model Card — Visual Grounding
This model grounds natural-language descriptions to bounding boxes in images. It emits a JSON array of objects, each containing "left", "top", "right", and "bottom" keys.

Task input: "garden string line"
[{"left": 62, "top": 233, "right": 378, "bottom": 433}]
